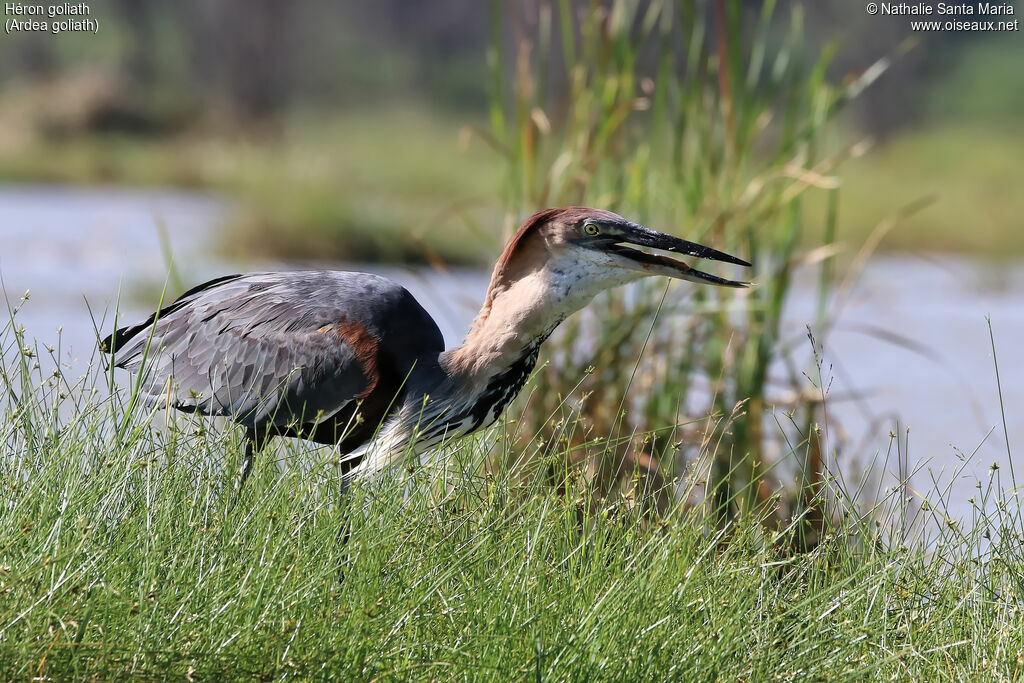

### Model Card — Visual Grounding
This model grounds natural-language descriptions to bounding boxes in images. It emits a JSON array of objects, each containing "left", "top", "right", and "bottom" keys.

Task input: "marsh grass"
[{"left": 1, "top": 301, "right": 1022, "bottom": 678}]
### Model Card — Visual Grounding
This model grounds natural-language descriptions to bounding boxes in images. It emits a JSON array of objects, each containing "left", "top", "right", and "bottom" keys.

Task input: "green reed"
[{"left": 486, "top": 0, "right": 890, "bottom": 534}]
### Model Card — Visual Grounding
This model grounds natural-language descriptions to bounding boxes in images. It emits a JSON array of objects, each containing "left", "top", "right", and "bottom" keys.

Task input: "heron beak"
[{"left": 606, "top": 223, "right": 751, "bottom": 288}]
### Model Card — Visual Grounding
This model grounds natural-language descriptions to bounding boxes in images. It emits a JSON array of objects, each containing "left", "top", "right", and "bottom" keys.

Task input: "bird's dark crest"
[
  {"left": 493, "top": 207, "right": 601, "bottom": 276},
  {"left": 491, "top": 207, "right": 560, "bottom": 279},
  {"left": 484, "top": 207, "right": 617, "bottom": 312}
]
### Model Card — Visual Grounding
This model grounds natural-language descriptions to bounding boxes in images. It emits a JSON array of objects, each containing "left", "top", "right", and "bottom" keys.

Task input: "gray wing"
[{"left": 102, "top": 271, "right": 444, "bottom": 429}]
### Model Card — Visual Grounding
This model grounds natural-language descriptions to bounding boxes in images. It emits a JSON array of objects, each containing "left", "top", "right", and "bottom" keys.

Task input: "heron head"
[
  {"left": 492, "top": 207, "right": 751, "bottom": 298},
  {"left": 457, "top": 207, "right": 752, "bottom": 372}
]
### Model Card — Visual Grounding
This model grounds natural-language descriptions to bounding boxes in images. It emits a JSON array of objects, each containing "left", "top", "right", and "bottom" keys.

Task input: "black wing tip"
[{"left": 100, "top": 324, "right": 137, "bottom": 356}]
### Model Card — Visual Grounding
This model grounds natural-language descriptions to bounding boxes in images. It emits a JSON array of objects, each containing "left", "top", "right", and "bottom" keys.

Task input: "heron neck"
[
  {"left": 350, "top": 268, "right": 595, "bottom": 483},
  {"left": 439, "top": 269, "right": 568, "bottom": 384}
]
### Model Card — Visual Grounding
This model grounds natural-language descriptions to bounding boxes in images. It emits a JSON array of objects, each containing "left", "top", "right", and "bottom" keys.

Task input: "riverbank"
[
  {"left": 0, "top": 107, "right": 504, "bottom": 266},
  {"left": 2, "top": 107, "right": 1022, "bottom": 264}
]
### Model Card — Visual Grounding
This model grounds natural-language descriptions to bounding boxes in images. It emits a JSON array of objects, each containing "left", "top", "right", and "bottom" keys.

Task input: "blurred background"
[
  {"left": 2, "top": 0, "right": 1022, "bottom": 259},
  {"left": 1, "top": 0, "right": 1021, "bottom": 530}
]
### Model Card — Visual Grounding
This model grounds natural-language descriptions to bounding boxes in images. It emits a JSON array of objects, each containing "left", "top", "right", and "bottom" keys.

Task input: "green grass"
[
  {"left": 1, "top": 314, "right": 1022, "bottom": 679},
  {"left": 786, "top": 33, "right": 1024, "bottom": 257}
]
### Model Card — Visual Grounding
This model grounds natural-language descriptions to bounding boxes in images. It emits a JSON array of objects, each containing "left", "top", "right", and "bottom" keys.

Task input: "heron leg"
[
  {"left": 335, "top": 453, "right": 361, "bottom": 580},
  {"left": 231, "top": 427, "right": 265, "bottom": 507}
]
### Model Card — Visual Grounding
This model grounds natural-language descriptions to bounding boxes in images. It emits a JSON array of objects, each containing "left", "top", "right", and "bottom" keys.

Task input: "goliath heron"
[{"left": 102, "top": 207, "right": 750, "bottom": 496}]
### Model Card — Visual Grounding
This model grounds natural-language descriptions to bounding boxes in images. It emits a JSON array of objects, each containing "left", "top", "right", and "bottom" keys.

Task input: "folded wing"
[{"left": 102, "top": 271, "right": 443, "bottom": 432}]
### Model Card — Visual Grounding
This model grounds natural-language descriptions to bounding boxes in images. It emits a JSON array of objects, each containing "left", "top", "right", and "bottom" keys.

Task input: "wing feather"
[{"left": 103, "top": 271, "right": 444, "bottom": 431}]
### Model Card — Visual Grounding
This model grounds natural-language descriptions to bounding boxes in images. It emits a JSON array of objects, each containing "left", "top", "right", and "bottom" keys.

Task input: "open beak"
[{"left": 607, "top": 223, "right": 751, "bottom": 287}]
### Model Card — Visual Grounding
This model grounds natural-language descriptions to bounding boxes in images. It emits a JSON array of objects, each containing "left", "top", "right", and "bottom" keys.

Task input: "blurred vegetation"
[
  {"left": 488, "top": 0, "right": 879, "bottom": 535},
  {"left": 822, "top": 123, "right": 1024, "bottom": 256},
  {"left": 0, "top": 1, "right": 1020, "bottom": 261},
  {"left": 815, "top": 30, "right": 1024, "bottom": 257},
  {"left": 0, "top": 107, "right": 504, "bottom": 265}
]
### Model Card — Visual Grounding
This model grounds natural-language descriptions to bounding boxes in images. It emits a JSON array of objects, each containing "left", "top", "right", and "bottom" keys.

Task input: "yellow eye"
[{"left": 584, "top": 223, "right": 600, "bottom": 236}]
